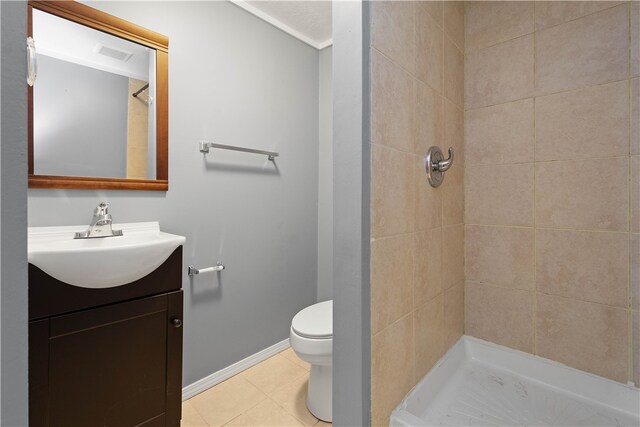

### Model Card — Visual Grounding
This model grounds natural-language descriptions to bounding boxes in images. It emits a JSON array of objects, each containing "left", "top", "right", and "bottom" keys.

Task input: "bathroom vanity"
[{"left": 28, "top": 222, "right": 185, "bottom": 427}]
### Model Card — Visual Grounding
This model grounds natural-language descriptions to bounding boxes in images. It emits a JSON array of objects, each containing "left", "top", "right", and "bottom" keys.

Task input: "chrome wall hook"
[{"left": 425, "top": 146, "right": 454, "bottom": 188}]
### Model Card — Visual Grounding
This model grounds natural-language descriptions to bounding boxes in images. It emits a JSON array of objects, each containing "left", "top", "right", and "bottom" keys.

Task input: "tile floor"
[{"left": 182, "top": 347, "right": 332, "bottom": 427}]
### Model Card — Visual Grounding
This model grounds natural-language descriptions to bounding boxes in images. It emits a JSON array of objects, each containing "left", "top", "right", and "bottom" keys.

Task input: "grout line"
[
  {"left": 441, "top": 3, "right": 450, "bottom": 356},
  {"left": 184, "top": 399, "right": 212, "bottom": 427},
  {"left": 372, "top": 224, "right": 462, "bottom": 243},
  {"left": 466, "top": 30, "right": 535, "bottom": 57},
  {"left": 371, "top": 141, "right": 423, "bottom": 157},
  {"left": 465, "top": 77, "right": 631, "bottom": 113},
  {"left": 408, "top": 0, "right": 418, "bottom": 378},
  {"left": 371, "top": 44, "right": 416, "bottom": 82},
  {"left": 465, "top": 1, "right": 625, "bottom": 56},
  {"left": 465, "top": 223, "right": 630, "bottom": 235},
  {"left": 628, "top": 5, "right": 634, "bottom": 381},
  {"left": 372, "top": 311, "right": 413, "bottom": 339},
  {"left": 533, "top": 7, "right": 538, "bottom": 355},
  {"left": 465, "top": 155, "right": 631, "bottom": 169},
  {"left": 468, "top": 280, "right": 630, "bottom": 311}
]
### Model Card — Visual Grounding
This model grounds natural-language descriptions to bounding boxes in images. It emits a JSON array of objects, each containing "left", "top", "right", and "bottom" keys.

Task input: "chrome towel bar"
[
  {"left": 188, "top": 262, "right": 225, "bottom": 276},
  {"left": 199, "top": 140, "right": 279, "bottom": 161}
]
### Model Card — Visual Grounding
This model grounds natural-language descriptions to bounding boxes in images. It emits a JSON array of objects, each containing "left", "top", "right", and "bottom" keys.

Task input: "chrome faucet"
[{"left": 74, "top": 202, "right": 123, "bottom": 239}]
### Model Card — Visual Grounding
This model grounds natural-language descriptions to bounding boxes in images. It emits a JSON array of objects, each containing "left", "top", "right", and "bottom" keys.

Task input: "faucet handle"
[{"left": 96, "top": 202, "right": 109, "bottom": 215}]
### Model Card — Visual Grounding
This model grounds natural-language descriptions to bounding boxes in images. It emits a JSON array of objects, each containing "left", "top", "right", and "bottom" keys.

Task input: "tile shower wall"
[
  {"left": 464, "top": 1, "right": 639, "bottom": 385},
  {"left": 369, "top": 2, "right": 465, "bottom": 425}
]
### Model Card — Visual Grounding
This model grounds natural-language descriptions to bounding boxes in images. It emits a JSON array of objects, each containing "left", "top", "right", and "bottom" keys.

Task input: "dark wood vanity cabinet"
[{"left": 29, "top": 248, "right": 184, "bottom": 427}]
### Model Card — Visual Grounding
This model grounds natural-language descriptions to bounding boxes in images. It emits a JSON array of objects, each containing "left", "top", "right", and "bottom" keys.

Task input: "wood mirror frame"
[{"left": 28, "top": 0, "right": 169, "bottom": 191}]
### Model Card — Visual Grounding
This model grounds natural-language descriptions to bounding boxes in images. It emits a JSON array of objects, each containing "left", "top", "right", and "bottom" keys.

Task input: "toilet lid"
[{"left": 292, "top": 300, "right": 333, "bottom": 339}]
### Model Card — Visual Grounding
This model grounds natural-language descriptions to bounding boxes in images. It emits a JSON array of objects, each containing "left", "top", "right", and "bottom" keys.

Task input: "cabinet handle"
[{"left": 171, "top": 318, "right": 182, "bottom": 328}]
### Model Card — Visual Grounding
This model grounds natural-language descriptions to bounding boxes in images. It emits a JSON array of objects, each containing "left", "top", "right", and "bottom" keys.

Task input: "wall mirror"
[{"left": 28, "top": 0, "right": 169, "bottom": 191}]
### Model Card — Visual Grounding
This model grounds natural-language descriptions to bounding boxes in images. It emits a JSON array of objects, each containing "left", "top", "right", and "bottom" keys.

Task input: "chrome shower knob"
[{"left": 425, "top": 146, "right": 454, "bottom": 188}]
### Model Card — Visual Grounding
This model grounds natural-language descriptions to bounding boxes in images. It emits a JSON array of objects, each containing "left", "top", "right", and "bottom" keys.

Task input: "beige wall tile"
[
  {"left": 536, "top": 293, "right": 628, "bottom": 382},
  {"left": 465, "top": 163, "right": 534, "bottom": 226},
  {"left": 443, "top": 283, "right": 464, "bottom": 349},
  {"left": 371, "top": 315, "right": 414, "bottom": 427},
  {"left": 418, "top": 1, "right": 443, "bottom": 25},
  {"left": 415, "top": 5, "right": 443, "bottom": 93},
  {"left": 414, "top": 229, "right": 442, "bottom": 308},
  {"left": 414, "top": 294, "right": 444, "bottom": 380},
  {"left": 372, "top": 145, "right": 415, "bottom": 238},
  {"left": 465, "top": 225, "right": 534, "bottom": 290},
  {"left": 465, "top": 35, "right": 534, "bottom": 110},
  {"left": 633, "top": 311, "right": 639, "bottom": 386},
  {"left": 371, "top": 1, "right": 415, "bottom": 74},
  {"left": 371, "top": 235, "right": 415, "bottom": 334},
  {"left": 415, "top": 154, "right": 442, "bottom": 231},
  {"left": 444, "top": 99, "right": 464, "bottom": 164},
  {"left": 442, "top": 224, "right": 464, "bottom": 290},
  {"left": 633, "top": 156, "right": 639, "bottom": 233},
  {"left": 535, "top": 1, "right": 624, "bottom": 31},
  {"left": 465, "top": 282, "right": 534, "bottom": 352},
  {"left": 442, "top": 163, "right": 463, "bottom": 227},
  {"left": 465, "top": 1, "right": 534, "bottom": 53},
  {"left": 535, "top": 80, "right": 629, "bottom": 161},
  {"left": 241, "top": 355, "right": 307, "bottom": 395},
  {"left": 444, "top": 38, "right": 464, "bottom": 108},
  {"left": 632, "top": 234, "right": 639, "bottom": 311},
  {"left": 535, "top": 158, "right": 628, "bottom": 231},
  {"left": 372, "top": 50, "right": 415, "bottom": 152},
  {"left": 190, "top": 375, "right": 267, "bottom": 427},
  {"left": 225, "top": 398, "right": 305, "bottom": 427},
  {"left": 415, "top": 81, "right": 443, "bottom": 156},
  {"left": 444, "top": 1, "right": 464, "bottom": 51},
  {"left": 535, "top": 5, "right": 629, "bottom": 94},
  {"left": 632, "top": 1, "right": 639, "bottom": 77},
  {"left": 536, "top": 229, "right": 629, "bottom": 307},
  {"left": 443, "top": 100, "right": 464, "bottom": 225},
  {"left": 633, "top": 78, "right": 639, "bottom": 155},
  {"left": 465, "top": 99, "right": 534, "bottom": 166}
]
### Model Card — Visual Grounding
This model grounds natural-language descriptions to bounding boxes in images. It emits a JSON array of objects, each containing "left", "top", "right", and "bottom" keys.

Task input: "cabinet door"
[{"left": 29, "top": 291, "right": 183, "bottom": 427}]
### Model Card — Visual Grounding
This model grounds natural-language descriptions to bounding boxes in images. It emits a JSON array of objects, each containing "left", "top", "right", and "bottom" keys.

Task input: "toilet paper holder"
[{"left": 188, "top": 262, "right": 225, "bottom": 276}]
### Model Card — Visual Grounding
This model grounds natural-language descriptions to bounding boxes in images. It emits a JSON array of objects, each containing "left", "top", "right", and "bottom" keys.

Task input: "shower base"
[{"left": 391, "top": 336, "right": 639, "bottom": 427}]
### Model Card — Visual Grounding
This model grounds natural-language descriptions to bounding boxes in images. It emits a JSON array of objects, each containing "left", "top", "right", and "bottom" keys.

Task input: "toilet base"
[{"left": 306, "top": 364, "right": 332, "bottom": 422}]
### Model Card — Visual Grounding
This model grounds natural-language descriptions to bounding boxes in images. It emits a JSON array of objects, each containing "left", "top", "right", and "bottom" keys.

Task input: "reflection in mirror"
[
  {"left": 32, "top": 8, "right": 157, "bottom": 179},
  {"left": 28, "top": 0, "right": 168, "bottom": 191}
]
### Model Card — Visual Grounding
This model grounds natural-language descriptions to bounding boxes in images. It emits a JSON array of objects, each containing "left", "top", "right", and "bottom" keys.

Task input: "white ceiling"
[{"left": 232, "top": 1, "right": 332, "bottom": 50}]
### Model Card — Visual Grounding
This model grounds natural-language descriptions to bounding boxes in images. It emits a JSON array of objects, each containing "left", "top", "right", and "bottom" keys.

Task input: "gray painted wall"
[
  {"left": 1, "top": 1, "right": 29, "bottom": 425},
  {"left": 317, "top": 46, "right": 333, "bottom": 302},
  {"left": 332, "top": 1, "right": 371, "bottom": 425},
  {"left": 34, "top": 55, "right": 128, "bottom": 178},
  {"left": 28, "top": 1, "right": 319, "bottom": 387}
]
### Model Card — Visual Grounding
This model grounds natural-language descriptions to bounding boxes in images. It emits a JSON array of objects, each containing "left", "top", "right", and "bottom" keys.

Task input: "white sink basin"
[{"left": 28, "top": 222, "right": 186, "bottom": 288}]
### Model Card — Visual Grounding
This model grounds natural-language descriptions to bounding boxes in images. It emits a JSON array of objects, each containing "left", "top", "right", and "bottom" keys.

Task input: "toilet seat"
[{"left": 291, "top": 300, "right": 332, "bottom": 339}]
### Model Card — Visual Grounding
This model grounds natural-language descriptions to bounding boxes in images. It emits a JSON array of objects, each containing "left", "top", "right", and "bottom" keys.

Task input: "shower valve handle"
[{"left": 425, "top": 146, "right": 454, "bottom": 188}]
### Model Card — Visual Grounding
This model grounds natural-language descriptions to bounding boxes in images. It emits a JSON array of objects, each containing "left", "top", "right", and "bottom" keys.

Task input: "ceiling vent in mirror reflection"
[
  {"left": 93, "top": 43, "right": 133, "bottom": 62},
  {"left": 32, "top": 8, "right": 150, "bottom": 81}
]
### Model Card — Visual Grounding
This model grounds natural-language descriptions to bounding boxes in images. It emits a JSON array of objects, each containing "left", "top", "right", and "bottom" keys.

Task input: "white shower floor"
[{"left": 391, "top": 336, "right": 640, "bottom": 427}]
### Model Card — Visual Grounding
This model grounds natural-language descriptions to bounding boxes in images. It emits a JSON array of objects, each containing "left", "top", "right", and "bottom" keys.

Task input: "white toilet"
[{"left": 289, "top": 299, "right": 332, "bottom": 422}]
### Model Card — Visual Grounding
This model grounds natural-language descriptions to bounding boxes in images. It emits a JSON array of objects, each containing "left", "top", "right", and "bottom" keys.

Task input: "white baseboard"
[{"left": 182, "top": 338, "right": 291, "bottom": 401}]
